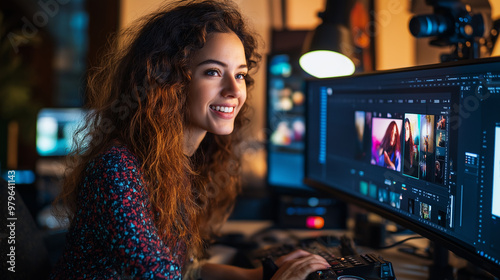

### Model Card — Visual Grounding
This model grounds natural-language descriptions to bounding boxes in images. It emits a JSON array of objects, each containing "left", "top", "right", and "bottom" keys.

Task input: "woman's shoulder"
[
  {"left": 101, "top": 144, "right": 139, "bottom": 162},
  {"left": 81, "top": 144, "right": 147, "bottom": 197},
  {"left": 87, "top": 144, "right": 142, "bottom": 175}
]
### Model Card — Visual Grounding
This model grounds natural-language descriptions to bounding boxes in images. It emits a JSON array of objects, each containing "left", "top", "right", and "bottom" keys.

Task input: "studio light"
[{"left": 300, "top": 0, "right": 356, "bottom": 78}]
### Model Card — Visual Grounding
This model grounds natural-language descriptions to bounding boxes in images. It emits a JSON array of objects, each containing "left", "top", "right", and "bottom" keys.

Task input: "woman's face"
[
  {"left": 186, "top": 32, "right": 247, "bottom": 136},
  {"left": 405, "top": 121, "right": 410, "bottom": 141},
  {"left": 390, "top": 125, "right": 397, "bottom": 146}
]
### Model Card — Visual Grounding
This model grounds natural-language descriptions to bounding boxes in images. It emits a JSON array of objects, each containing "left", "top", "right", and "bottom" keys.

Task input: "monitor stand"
[
  {"left": 428, "top": 243, "right": 495, "bottom": 280},
  {"left": 428, "top": 243, "right": 454, "bottom": 280}
]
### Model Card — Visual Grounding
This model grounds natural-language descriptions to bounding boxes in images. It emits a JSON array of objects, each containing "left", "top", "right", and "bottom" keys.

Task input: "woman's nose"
[{"left": 222, "top": 75, "right": 243, "bottom": 98}]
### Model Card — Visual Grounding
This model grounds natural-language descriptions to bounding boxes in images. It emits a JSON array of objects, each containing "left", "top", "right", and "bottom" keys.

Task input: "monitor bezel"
[{"left": 303, "top": 56, "right": 500, "bottom": 278}]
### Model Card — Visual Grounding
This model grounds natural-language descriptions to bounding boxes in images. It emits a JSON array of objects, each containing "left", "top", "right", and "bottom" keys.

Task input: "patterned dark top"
[{"left": 51, "top": 145, "right": 183, "bottom": 279}]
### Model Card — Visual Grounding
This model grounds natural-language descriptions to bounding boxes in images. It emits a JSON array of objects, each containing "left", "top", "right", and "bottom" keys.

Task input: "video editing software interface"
[{"left": 305, "top": 58, "right": 500, "bottom": 272}]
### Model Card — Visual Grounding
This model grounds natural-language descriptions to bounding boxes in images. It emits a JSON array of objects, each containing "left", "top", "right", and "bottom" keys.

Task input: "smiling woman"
[
  {"left": 184, "top": 32, "right": 248, "bottom": 155},
  {"left": 49, "top": 1, "right": 329, "bottom": 280}
]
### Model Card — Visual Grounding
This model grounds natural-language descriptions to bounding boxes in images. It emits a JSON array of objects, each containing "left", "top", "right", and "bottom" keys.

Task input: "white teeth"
[{"left": 211, "top": 106, "right": 234, "bottom": 113}]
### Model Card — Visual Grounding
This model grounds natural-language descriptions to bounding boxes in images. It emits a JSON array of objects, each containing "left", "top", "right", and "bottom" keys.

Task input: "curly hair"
[{"left": 55, "top": 0, "right": 261, "bottom": 260}]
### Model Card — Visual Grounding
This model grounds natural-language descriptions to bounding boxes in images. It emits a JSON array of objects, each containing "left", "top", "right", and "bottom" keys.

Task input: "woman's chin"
[{"left": 210, "top": 127, "right": 234, "bottom": 136}]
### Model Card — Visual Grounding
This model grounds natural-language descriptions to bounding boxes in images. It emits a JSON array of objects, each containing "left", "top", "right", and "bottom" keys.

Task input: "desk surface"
[{"left": 211, "top": 220, "right": 470, "bottom": 280}]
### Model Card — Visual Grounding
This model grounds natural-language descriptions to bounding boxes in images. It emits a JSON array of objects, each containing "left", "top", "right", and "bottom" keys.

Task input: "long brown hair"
[
  {"left": 404, "top": 118, "right": 414, "bottom": 166},
  {"left": 380, "top": 121, "right": 400, "bottom": 161},
  {"left": 55, "top": 0, "right": 261, "bottom": 260}
]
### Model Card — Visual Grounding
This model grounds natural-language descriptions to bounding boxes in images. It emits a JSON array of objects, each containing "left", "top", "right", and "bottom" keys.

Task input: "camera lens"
[{"left": 409, "top": 14, "right": 452, "bottom": 38}]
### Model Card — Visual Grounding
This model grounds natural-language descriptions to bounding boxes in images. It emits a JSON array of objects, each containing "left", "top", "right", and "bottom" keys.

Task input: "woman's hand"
[{"left": 271, "top": 250, "right": 330, "bottom": 280}]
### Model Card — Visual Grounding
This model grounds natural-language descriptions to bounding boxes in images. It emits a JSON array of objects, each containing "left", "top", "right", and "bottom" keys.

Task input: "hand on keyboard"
[{"left": 270, "top": 250, "right": 330, "bottom": 280}]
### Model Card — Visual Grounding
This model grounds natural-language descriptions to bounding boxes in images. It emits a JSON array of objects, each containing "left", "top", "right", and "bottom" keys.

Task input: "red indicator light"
[{"left": 306, "top": 216, "right": 325, "bottom": 229}]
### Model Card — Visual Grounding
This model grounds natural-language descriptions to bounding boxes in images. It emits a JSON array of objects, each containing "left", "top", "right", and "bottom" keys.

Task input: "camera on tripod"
[{"left": 409, "top": 0, "right": 496, "bottom": 62}]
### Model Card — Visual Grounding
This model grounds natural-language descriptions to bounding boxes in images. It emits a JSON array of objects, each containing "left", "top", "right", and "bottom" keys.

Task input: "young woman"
[
  {"left": 403, "top": 118, "right": 418, "bottom": 177},
  {"left": 377, "top": 121, "right": 401, "bottom": 171},
  {"left": 50, "top": 1, "right": 329, "bottom": 279}
]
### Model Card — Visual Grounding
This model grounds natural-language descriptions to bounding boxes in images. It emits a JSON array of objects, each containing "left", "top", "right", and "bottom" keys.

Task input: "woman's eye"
[
  {"left": 236, "top": 73, "right": 247, "bottom": 80},
  {"left": 205, "top": 69, "right": 220, "bottom": 76}
]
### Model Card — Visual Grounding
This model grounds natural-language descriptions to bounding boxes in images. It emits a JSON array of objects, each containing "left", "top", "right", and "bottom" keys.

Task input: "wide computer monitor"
[{"left": 304, "top": 57, "right": 500, "bottom": 277}]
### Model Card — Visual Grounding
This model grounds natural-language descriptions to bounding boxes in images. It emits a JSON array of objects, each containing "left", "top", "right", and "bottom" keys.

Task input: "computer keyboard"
[
  {"left": 246, "top": 236, "right": 396, "bottom": 280},
  {"left": 250, "top": 237, "right": 338, "bottom": 264},
  {"left": 307, "top": 253, "right": 396, "bottom": 280}
]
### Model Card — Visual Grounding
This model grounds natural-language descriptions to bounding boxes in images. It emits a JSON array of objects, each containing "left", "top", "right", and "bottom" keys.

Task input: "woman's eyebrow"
[{"left": 197, "top": 59, "right": 247, "bottom": 69}]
